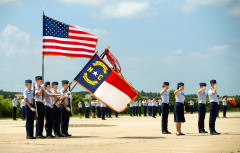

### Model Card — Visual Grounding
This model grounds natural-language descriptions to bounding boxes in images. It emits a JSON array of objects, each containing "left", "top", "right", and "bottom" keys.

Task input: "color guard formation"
[{"left": 21, "top": 76, "right": 228, "bottom": 139}]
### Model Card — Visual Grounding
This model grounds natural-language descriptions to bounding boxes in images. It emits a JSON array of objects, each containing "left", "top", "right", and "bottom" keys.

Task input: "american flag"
[{"left": 43, "top": 15, "right": 98, "bottom": 58}]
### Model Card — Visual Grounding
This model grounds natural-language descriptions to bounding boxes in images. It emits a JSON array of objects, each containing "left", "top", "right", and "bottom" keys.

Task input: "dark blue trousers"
[
  {"left": 138, "top": 106, "right": 141, "bottom": 116},
  {"left": 36, "top": 102, "right": 45, "bottom": 136},
  {"left": 152, "top": 106, "right": 157, "bottom": 117},
  {"left": 85, "top": 107, "right": 89, "bottom": 118},
  {"left": 158, "top": 105, "right": 162, "bottom": 116},
  {"left": 148, "top": 106, "right": 152, "bottom": 116},
  {"left": 21, "top": 106, "right": 26, "bottom": 120},
  {"left": 13, "top": 106, "right": 17, "bottom": 120},
  {"left": 198, "top": 103, "right": 206, "bottom": 132},
  {"left": 97, "top": 106, "right": 101, "bottom": 118},
  {"left": 133, "top": 106, "right": 136, "bottom": 116},
  {"left": 130, "top": 107, "right": 133, "bottom": 116},
  {"left": 135, "top": 106, "right": 138, "bottom": 116},
  {"left": 61, "top": 105, "right": 70, "bottom": 135},
  {"left": 209, "top": 102, "right": 218, "bottom": 133},
  {"left": 108, "top": 107, "right": 112, "bottom": 117},
  {"left": 190, "top": 105, "right": 194, "bottom": 114},
  {"left": 45, "top": 106, "right": 54, "bottom": 136},
  {"left": 101, "top": 107, "right": 106, "bottom": 119},
  {"left": 143, "top": 106, "right": 147, "bottom": 116},
  {"left": 26, "top": 105, "right": 35, "bottom": 137},
  {"left": 161, "top": 103, "right": 169, "bottom": 131},
  {"left": 53, "top": 105, "right": 61, "bottom": 135},
  {"left": 115, "top": 111, "right": 118, "bottom": 117},
  {"left": 223, "top": 106, "right": 227, "bottom": 117}
]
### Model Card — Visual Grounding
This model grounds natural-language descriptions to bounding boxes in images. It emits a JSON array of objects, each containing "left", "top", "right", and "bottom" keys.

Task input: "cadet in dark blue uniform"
[
  {"left": 208, "top": 80, "right": 220, "bottom": 135},
  {"left": 23, "top": 80, "right": 36, "bottom": 139},
  {"left": 60, "top": 80, "right": 72, "bottom": 137},
  {"left": 174, "top": 82, "right": 186, "bottom": 136},
  {"left": 52, "top": 81, "right": 63, "bottom": 137},
  {"left": 160, "top": 82, "right": 171, "bottom": 134},
  {"left": 12, "top": 96, "right": 17, "bottom": 120},
  {"left": 197, "top": 82, "right": 208, "bottom": 133},
  {"left": 35, "top": 76, "right": 45, "bottom": 138}
]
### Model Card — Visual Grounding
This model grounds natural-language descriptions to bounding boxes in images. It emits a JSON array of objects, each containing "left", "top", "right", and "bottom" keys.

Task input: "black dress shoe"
[
  {"left": 66, "top": 133, "right": 72, "bottom": 137},
  {"left": 162, "top": 130, "right": 171, "bottom": 134},
  {"left": 55, "top": 134, "right": 64, "bottom": 137},
  {"left": 37, "top": 135, "right": 46, "bottom": 138},
  {"left": 62, "top": 134, "right": 68, "bottom": 137},
  {"left": 47, "top": 135, "right": 55, "bottom": 138},
  {"left": 180, "top": 133, "right": 185, "bottom": 135},
  {"left": 210, "top": 131, "right": 221, "bottom": 135},
  {"left": 26, "top": 136, "right": 36, "bottom": 139}
]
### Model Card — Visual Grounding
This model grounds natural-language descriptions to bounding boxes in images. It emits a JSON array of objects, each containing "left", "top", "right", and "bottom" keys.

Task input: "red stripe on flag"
[
  {"left": 69, "top": 29, "right": 95, "bottom": 36},
  {"left": 42, "top": 51, "right": 93, "bottom": 58},
  {"left": 43, "top": 45, "right": 95, "bottom": 53},
  {"left": 69, "top": 35, "right": 98, "bottom": 42},
  {"left": 105, "top": 72, "right": 137, "bottom": 100},
  {"left": 43, "top": 39, "right": 96, "bottom": 48}
]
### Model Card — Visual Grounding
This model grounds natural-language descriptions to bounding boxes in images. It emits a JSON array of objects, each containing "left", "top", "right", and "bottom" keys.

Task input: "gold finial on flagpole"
[
  {"left": 108, "top": 46, "right": 110, "bottom": 49},
  {"left": 43, "top": 8, "right": 45, "bottom": 16}
]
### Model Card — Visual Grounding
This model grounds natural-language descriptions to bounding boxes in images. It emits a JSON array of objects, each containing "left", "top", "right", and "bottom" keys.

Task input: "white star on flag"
[{"left": 93, "top": 71, "right": 98, "bottom": 76}]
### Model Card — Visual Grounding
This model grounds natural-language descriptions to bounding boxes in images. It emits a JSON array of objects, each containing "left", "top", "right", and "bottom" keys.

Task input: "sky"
[{"left": 0, "top": 0, "right": 240, "bottom": 96}]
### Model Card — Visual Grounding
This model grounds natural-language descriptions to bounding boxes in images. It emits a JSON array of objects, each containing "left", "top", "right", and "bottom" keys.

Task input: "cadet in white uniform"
[
  {"left": 188, "top": 99, "right": 194, "bottom": 114},
  {"left": 129, "top": 102, "right": 134, "bottom": 117},
  {"left": 91, "top": 98, "right": 97, "bottom": 118},
  {"left": 12, "top": 96, "right": 18, "bottom": 120},
  {"left": 222, "top": 96, "right": 227, "bottom": 118},
  {"left": 134, "top": 101, "right": 139, "bottom": 116},
  {"left": 142, "top": 99, "right": 147, "bottom": 117},
  {"left": 23, "top": 80, "right": 36, "bottom": 139},
  {"left": 96, "top": 100, "right": 102, "bottom": 118},
  {"left": 60, "top": 80, "right": 72, "bottom": 137},
  {"left": 51, "top": 82, "right": 63, "bottom": 137},
  {"left": 84, "top": 100, "right": 90, "bottom": 118},
  {"left": 78, "top": 101, "right": 82, "bottom": 118},
  {"left": 101, "top": 101, "right": 106, "bottom": 120},
  {"left": 35, "top": 76, "right": 45, "bottom": 138},
  {"left": 158, "top": 99, "right": 162, "bottom": 116},
  {"left": 148, "top": 99, "right": 153, "bottom": 116},
  {"left": 174, "top": 82, "right": 186, "bottom": 136},
  {"left": 138, "top": 100, "right": 142, "bottom": 116},
  {"left": 20, "top": 97, "right": 26, "bottom": 120},
  {"left": 152, "top": 97, "right": 157, "bottom": 118},
  {"left": 197, "top": 82, "right": 208, "bottom": 133},
  {"left": 160, "top": 82, "right": 171, "bottom": 134},
  {"left": 208, "top": 80, "right": 220, "bottom": 135}
]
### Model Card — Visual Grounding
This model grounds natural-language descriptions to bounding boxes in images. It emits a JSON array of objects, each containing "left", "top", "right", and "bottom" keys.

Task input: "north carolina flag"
[{"left": 73, "top": 54, "right": 138, "bottom": 112}]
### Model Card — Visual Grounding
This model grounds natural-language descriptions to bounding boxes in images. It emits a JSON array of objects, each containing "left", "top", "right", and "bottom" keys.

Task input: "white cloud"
[
  {"left": 228, "top": 1, "right": 240, "bottom": 17},
  {"left": 208, "top": 45, "right": 229, "bottom": 55},
  {"left": 0, "top": 0, "right": 25, "bottom": 5},
  {"left": 59, "top": 0, "right": 113, "bottom": 6},
  {"left": 174, "top": 49, "right": 183, "bottom": 54},
  {"left": 0, "top": 24, "right": 31, "bottom": 57},
  {"left": 74, "top": 26, "right": 107, "bottom": 37},
  {"left": 99, "top": 1, "right": 151, "bottom": 18}
]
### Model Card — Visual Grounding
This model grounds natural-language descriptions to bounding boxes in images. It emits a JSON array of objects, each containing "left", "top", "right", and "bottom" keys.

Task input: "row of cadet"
[
  {"left": 22, "top": 76, "right": 73, "bottom": 139},
  {"left": 150, "top": 80, "right": 227, "bottom": 136},
  {"left": 78, "top": 99, "right": 119, "bottom": 119}
]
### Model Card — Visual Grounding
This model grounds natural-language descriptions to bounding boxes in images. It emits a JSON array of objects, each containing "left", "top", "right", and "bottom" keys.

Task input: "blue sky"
[{"left": 0, "top": 0, "right": 240, "bottom": 96}]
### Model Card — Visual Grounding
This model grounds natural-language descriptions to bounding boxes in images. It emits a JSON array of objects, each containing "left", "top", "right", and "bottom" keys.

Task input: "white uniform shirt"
[
  {"left": 35, "top": 84, "right": 43, "bottom": 102},
  {"left": 23, "top": 88, "right": 33, "bottom": 104},
  {"left": 97, "top": 101, "right": 101, "bottom": 107},
  {"left": 208, "top": 87, "right": 218, "bottom": 102},
  {"left": 12, "top": 100, "right": 17, "bottom": 107},
  {"left": 138, "top": 102, "right": 142, "bottom": 107},
  {"left": 148, "top": 101, "right": 152, "bottom": 106},
  {"left": 222, "top": 100, "right": 227, "bottom": 106},
  {"left": 142, "top": 100, "right": 147, "bottom": 106},
  {"left": 130, "top": 102, "right": 134, "bottom": 107},
  {"left": 85, "top": 102, "right": 90, "bottom": 107},
  {"left": 175, "top": 91, "right": 185, "bottom": 103},
  {"left": 60, "top": 88, "right": 72, "bottom": 106},
  {"left": 20, "top": 99, "right": 26, "bottom": 108},
  {"left": 198, "top": 91, "right": 206, "bottom": 104},
  {"left": 100, "top": 101, "right": 106, "bottom": 107},
  {"left": 152, "top": 100, "right": 158, "bottom": 106},
  {"left": 161, "top": 91, "right": 169, "bottom": 104},
  {"left": 44, "top": 90, "right": 53, "bottom": 107},
  {"left": 134, "top": 101, "right": 138, "bottom": 107},
  {"left": 91, "top": 101, "right": 96, "bottom": 107},
  {"left": 78, "top": 103, "right": 82, "bottom": 108},
  {"left": 190, "top": 101, "right": 194, "bottom": 106},
  {"left": 158, "top": 100, "right": 162, "bottom": 106}
]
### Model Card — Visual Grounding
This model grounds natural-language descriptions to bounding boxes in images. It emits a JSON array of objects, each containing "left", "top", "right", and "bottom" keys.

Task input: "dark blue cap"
[
  {"left": 199, "top": 82, "right": 207, "bottom": 86},
  {"left": 25, "top": 80, "right": 32, "bottom": 83},
  {"left": 210, "top": 80, "right": 216, "bottom": 84},
  {"left": 163, "top": 82, "right": 169, "bottom": 85},
  {"left": 223, "top": 95, "right": 227, "bottom": 98},
  {"left": 35, "top": 76, "right": 42, "bottom": 80},
  {"left": 85, "top": 99, "right": 89, "bottom": 101},
  {"left": 14, "top": 96, "right": 17, "bottom": 98},
  {"left": 217, "top": 95, "right": 219, "bottom": 97},
  {"left": 62, "top": 80, "right": 69, "bottom": 84},
  {"left": 44, "top": 81, "right": 50, "bottom": 85},
  {"left": 52, "top": 82, "right": 58, "bottom": 86},
  {"left": 92, "top": 97, "right": 96, "bottom": 100},
  {"left": 177, "top": 82, "right": 184, "bottom": 86}
]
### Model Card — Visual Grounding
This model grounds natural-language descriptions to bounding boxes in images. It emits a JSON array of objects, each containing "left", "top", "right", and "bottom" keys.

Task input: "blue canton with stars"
[
  {"left": 43, "top": 15, "right": 69, "bottom": 38},
  {"left": 74, "top": 54, "right": 112, "bottom": 94}
]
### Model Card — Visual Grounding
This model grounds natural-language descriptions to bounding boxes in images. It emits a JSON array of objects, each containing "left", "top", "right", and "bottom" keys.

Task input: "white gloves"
[
  {"left": 66, "top": 107, "right": 71, "bottom": 112},
  {"left": 30, "top": 107, "right": 36, "bottom": 112}
]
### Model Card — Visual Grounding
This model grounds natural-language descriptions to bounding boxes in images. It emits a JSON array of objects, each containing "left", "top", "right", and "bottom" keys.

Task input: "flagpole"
[{"left": 42, "top": 10, "right": 45, "bottom": 82}]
